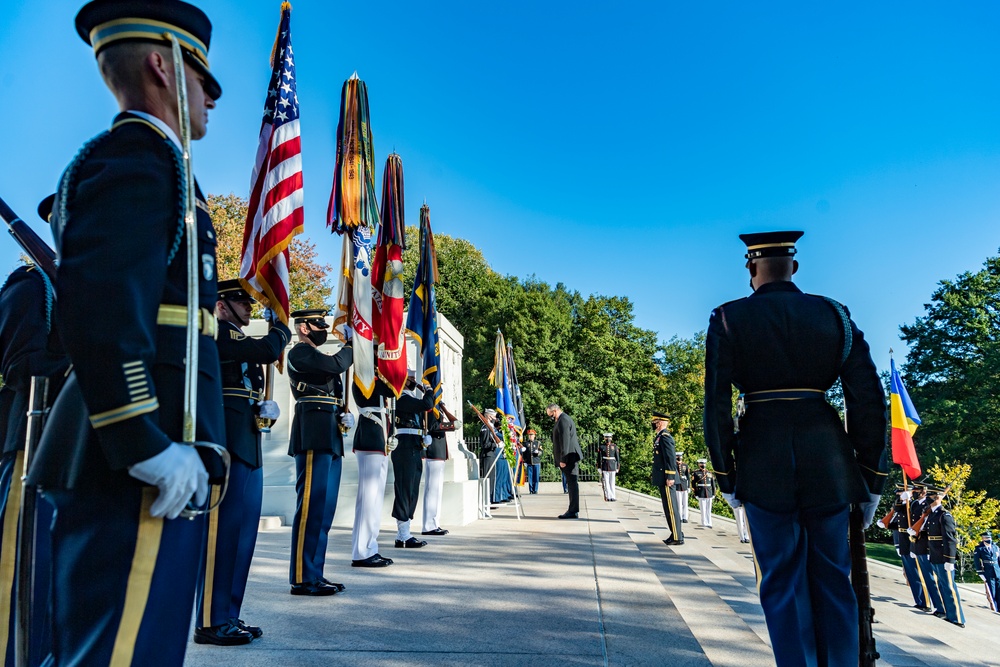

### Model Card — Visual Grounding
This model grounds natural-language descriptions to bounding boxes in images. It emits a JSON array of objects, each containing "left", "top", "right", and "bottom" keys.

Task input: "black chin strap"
[{"left": 222, "top": 298, "right": 250, "bottom": 327}]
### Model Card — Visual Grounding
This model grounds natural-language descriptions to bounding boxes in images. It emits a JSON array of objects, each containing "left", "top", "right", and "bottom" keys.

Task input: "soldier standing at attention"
[
  {"left": 27, "top": 2, "right": 227, "bottom": 663},
  {"left": 908, "top": 484, "right": 944, "bottom": 616},
  {"left": 351, "top": 374, "right": 397, "bottom": 568},
  {"left": 195, "top": 280, "right": 288, "bottom": 644},
  {"left": 286, "top": 308, "right": 354, "bottom": 593},
  {"left": 704, "top": 231, "right": 886, "bottom": 667},
  {"left": 421, "top": 401, "right": 459, "bottom": 535},
  {"left": 391, "top": 373, "right": 435, "bottom": 549},
  {"left": 522, "top": 429, "right": 542, "bottom": 495},
  {"left": 885, "top": 487, "right": 928, "bottom": 610},
  {"left": 674, "top": 451, "right": 690, "bottom": 523},
  {"left": 922, "top": 488, "right": 965, "bottom": 627},
  {"left": 651, "top": 412, "right": 683, "bottom": 545},
  {"left": 691, "top": 459, "right": 716, "bottom": 528},
  {"left": 974, "top": 532, "right": 1000, "bottom": 613},
  {"left": 598, "top": 433, "right": 619, "bottom": 502}
]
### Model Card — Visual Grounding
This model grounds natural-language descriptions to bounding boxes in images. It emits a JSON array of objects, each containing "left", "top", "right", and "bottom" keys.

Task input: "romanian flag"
[{"left": 890, "top": 358, "right": 922, "bottom": 480}]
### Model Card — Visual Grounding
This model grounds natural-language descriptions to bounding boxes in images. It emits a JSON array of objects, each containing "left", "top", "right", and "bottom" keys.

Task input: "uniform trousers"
[
  {"left": 698, "top": 497, "right": 713, "bottom": 527},
  {"left": 985, "top": 576, "right": 999, "bottom": 610},
  {"left": 352, "top": 451, "right": 389, "bottom": 560},
  {"left": 676, "top": 489, "right": 689, "bottom": 521},
  {"left": 421, "top": 459, "right": 446, "bottom": 533},
  {"left": 930, "top": 562, "right": 965, "bottom": 624},
  {"left": 526, "top": 463, "right": 540, "bottom": 494},
  {"left": 45, "top": 485, "right": 206, "bottom": 667},
  {"left": 289, "top": 452, "right": 342, "bottom": 584},
  {"left": 1, "top": 452, "right": 52, "bottom": 667},
  {"left": 744, "top": 502, "right": 856, "bottom": 667},
  {"left": 899, "top": 547, "right": 926, "bottom": 607},
  {"left": 734, "top": 505, "right": 750, "bottom": 541},
  {"left": 658, "top": 483, "right": 683, "bottom": 541},
  {"left": 199, "top": 459, "right": 262, "bottom": 626},
  {"left": 391, "top": 439, "right": 423, "bottom": 541},
  {"left": 600, "top": 470, "right": 617, "bottom": 501},
  {"left": 914, "top": 554, "right": 945, "bottom": 613}
]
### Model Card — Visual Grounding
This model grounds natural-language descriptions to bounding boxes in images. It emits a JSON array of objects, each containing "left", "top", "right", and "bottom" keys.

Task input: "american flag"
[{"left": 240, "top": 2, "right": 302, "bottom": 324}]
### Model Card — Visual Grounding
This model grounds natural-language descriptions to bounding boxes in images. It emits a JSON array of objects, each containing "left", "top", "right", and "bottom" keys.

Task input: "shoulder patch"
[{"left": 230, "top": 330, "right": 247, "bottom": 341}]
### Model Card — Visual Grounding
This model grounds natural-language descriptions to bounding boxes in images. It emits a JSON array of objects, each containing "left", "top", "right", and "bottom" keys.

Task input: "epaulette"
[
  {"left": 0, "top": 266, "right": 54, "bottom": 334},
  {"left": 811, "top": 294, "right": 853, "bottom": 367}
]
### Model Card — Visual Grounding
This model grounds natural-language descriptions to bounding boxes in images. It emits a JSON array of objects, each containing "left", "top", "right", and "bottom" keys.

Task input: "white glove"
[
  {"left": 908, "top": 552, "right": 917, "bottom": 560},
  {"left": 386, "top": 436, "right": 399, "bottom": 452},
  {"left": 944, "top": 562, "right": 954, "bottom": 572},
  {"left": 452, "top": 419, "right": 462, "bottom": 429},
  {"left": 128, "top": 443, "right": 209, "bottom": 520},
  {"left": 258, "top": 400, "right": 280, "bottom": 420},
  {"left": 339, "top": 412, "right": 356, "bottom": 429},
  {"left": 980, "top": 574, "right": 987, "bottom": 582},
  {"left": 899, "top": 491, "right": 911, "bottom": 502},
  {"left": 860, "top": 493, "right": 881, "bottom": 530},
  {"left": 722, "top": 492, "right": 741, "bottom": 509},
  {"left": 422, "top": 435, "right": 433, "bottom": 448},
  {"left": 907, "top": 528, "right": 917, "bottom": 537},
  {"left": 896, "top": 548, "right": 901, "bottom": 557},
  {"left": 876, "top": 519, "right": 886, "bottom": 529},
  {"left": 262, "top": 307, "right": 278, "bottom": 325}
]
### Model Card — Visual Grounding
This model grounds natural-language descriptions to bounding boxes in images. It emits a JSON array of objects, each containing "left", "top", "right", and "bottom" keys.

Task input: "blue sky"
[{"left": 2, "top": 1, "right": 999, "bottom": 372}]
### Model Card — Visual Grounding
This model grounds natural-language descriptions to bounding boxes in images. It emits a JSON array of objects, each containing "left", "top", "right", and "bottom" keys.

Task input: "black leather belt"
[
  {"left": 223, "top": 387, "right": 262, "bottom": 401},
  {"left": 745, "top": 389, "right": 825, "bottom": 403}
]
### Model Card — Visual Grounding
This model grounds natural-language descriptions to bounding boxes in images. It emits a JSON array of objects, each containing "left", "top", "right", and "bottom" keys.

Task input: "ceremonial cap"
[
  {"left": 697, "top": 458, "right": 707, "bottom": 464},
  {"left": 76, "top": 0, "right": 222, "bottom": 100},
  {"left": 651, "top": 411, "right": 669, "bottom": 422},
  {"left": 217, "top": 279, "right": 252, "bottom": 301},
  {"left": 925, "top": 485, "right": 945, "bottom": 497},
  {"left": 290, "top": 308, "right": 329, "bottom": 327},
  {"left": 676, "top": 451, "right": 684, "bottom": 457},
  {"left": 37, "top": 194, "right": 56, "bottom": 223},
  {"left": 484, "top": 408, "right": 497, "bottom": 416},
  {"left": 740, "top": 231, "right": 803, "bottom": 264},
  {"left": 602, "top": 432, "right": 613, "bottom": 438},
  {"left": 526, "top": 429, "right": 536, "bottom": 435},
  {"left": 982, "top": 531, "right": 992, "bottom": 538}
]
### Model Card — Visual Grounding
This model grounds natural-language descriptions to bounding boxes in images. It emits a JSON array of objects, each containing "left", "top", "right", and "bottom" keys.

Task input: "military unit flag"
[
  {"left": 890, "top": 358, "right": 922, "bottom": 480},
  {"left": 405, "top": 204, "right": 443, "bottom": 413},
  {"left": 239, "top": 2, "right": 303, "bottom": 324},
  {"left": 371, "top": 154, "right": 408, "bottom": 397}
]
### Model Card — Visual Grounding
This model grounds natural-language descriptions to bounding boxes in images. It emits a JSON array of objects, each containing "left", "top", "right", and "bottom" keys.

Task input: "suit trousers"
[
  {"left": 200, "top": 459, "right": 263, "bottom": 626},
  {"left": 352, "top": 451, "right": 389, "bottom": 560},
  {"left": 289, "top": 452, "right": 342, "bottom": 584},
  {"left": 565, "top": 472, "right": 580, "bottom": 515},
  {"left": 421, "top": 459, "right": 445, "bottom": 533},
  {"left": 899, "top": 548, "right": 926, "bottom": 607},
  {"left": 915, "top": 554, "right": 945, "bottom": 613},
  {"left": 1, "top": 452, "right": 52, "bottom": 667},
  {"left": 45, "top": 485, "right": 206, "bottom": 667},
  {"left": 658, "top": 483, "right": 683, "bottom": 541},
  {"left": 744, "top": 503, "right": 856, "bottom": 667},
  {"left": 930, "top": 562, "right": 965, "bottom": 624}
]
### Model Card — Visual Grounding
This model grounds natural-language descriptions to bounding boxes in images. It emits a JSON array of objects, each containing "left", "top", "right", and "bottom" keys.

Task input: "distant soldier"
[
  {"left": 522, "top": 429, "right": 542, "bottom": 495},
  {"left": 422, "top": 401, "right": 459, "bottom": 535},
  {"left": 885, "top": 487, "right": 928, "bottom": 610},
  {"left": 974, "top": 531, "right": 1000, "bottom": 613},
  {"left": 598, "top": 433, "right": 620, "bottom": 502},
  {"left": 922, "top": 488, "right": 965, "bottom": 628},
  {"left": 351, "top": 375, "right": 397, "bottom": 568},
  {"left": 651, "top": 412, "right": 683, "bottom": 545},
  {"left": 691, "top": 459, "right": 715, "bottom": 528},
  {"left": 908, "top": 484, "right": 944, "bottom": 616},
  {"left": 391, "top": 373, "right": 435, "bottom": 549},
  {"left": 675, "top": 452, "right": 690, "bottom": 523}
]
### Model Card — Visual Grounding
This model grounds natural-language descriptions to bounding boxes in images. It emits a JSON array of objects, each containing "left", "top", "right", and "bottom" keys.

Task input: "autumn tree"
[
  {"left": 207, "top": 193, "right": 333, "bottom": 312},
  {"left": 926, "top": 461, "right": 1000, "bottom": 579}
]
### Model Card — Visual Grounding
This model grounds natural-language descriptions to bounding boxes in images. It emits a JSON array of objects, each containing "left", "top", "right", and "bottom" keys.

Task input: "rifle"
[
  {"left": 467, "top": 401, "right": 503, "bottom": 449},
  {"left": 0, "top": 195, "right": 57, "bottom": 281},
  {"left": 849, "top": 505, "right": 880, "bottom": 667},
  {"left": 876, "top": 505, "right": 895, "bottom": 530},
  {"left": 909, "top": 484, "right": 952, "bottom": 536}
]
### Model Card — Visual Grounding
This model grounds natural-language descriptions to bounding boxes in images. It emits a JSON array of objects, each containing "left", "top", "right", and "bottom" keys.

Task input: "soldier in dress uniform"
[
  {"left": 0, "top": 197, "right": 70, "bottom": 667},
  {"left": 391, "top": 372, "right": 435, "bottom": 549},
  {"left": 675, "top": 451, "right": 690, "bottom": 523},
  {"left": 651, "top": 412, "right": 683, "bottom": 545},
  {"left": 193, "top": 280, "right": 289, "bottom": 644},
  {"left": 907, "top": 483, "right": 945, "bottom": 616},
  {"left": 286, "top": 308, "right": 354, "bottom": 592},
  {"left": 421, "top": 401, "right": 459, "bottom": 535},
  {"left": 351, "top": 373, "right": 397, "bottom": 568},
  {"left": 522, "top": 428, "right": 543, "bottom": 494},
  {"left": 922, "top": 488, "right": 965, "bottom": 627},
  {"left": 885, "top": 486, "right": 929, "bottom": 610},
  {"left": 598, "top": 433, "right": 619, "bottom": 502},
  {"left": 974, "top": 531, "right": 1000, "bottom": 613},
  {"left": 704, "top": 231, "right": 886, "bottom": 667},
  {"left": 26, "top": 2, "right": 225, "bottom": 664},
  {"left": 691, "top": 459, "right": 715, "bottom": 528}
]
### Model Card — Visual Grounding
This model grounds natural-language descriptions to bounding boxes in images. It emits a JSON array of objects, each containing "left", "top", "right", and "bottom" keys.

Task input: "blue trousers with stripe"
[
  {"left": 43, "top": 484, "right": 206, "bottom": 667},
  {"left": 899, "top": 548, "right": 925, "bottom": 607},
  {"left": 744, "top": 502, "right": 857, "bottom": 667},
  {"left": 197, "top": 460, "right": 262, "bottom": 628},
  {"left": 915, "top": 554, "right": 945, "bottom": 613},
  {"left": 290, "top": 452, "right": 342, "bottom": 585},
  {"left": 1, "top": 452, "right": 52, "bottom": 667},
  {"left": 930, "top": 562, "right": 965, "bottom": 624}
]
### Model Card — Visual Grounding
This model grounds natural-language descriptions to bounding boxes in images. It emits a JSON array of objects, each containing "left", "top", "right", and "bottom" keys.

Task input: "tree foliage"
[
  {"left": 926, "top": 461, "right": 1000, "bottom": 575},
  {"left": 208, "top": 193, "right": 334, "bottom": 312}
]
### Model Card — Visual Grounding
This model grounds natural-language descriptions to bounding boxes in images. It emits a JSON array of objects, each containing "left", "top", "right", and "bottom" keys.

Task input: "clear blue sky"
[{"left": 2, "top": 1, "right": 999, "bottom": 373}]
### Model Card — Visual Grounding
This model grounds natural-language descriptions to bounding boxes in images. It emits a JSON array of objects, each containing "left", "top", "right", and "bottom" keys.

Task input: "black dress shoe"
[
  {"left": 948, "top": 620, "right": 965, "bottom": 628},
  {"left": 932, "top": 610, "right": 946, "bottom": 617},
  {"left": 395, "top": 537, "right": 428, "bottom": 548},
  {"left": 682, "top": 519, "right": 688, "bottom": 523},
  {"left": 290, "top": 580, "right": 339, "bottom": 596},
  {"left": 663, "top": 538, "right": 685, "bottom": 545},
  {"left": 914, "top": 605, "right": 931, "bottom": 612},
  {"left": 352, "top": 554, "right": 393, "bottom": 567},
  {"left": 421, "top": 528, "right": 449, "bottom": 536},
  {"left": 557, "top": 512, "right": 579, "bottom": 519},
  {"left": 194, "top": 623, "right": 253, "bottom": 646},
  {"left": 231, "top": 618, "right": 262, "bottom": 639},
  {"left": 320, "top": 578, "right": 346, "bottom": 592}
]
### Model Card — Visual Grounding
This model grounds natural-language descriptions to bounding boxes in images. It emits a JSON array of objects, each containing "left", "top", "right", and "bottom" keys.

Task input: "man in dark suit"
[
  {"left": 27, "top": 2, "right": 225, "bottom": 664},
  {"left": 287, "top": 308, "right": 353, "bottom": 592},
  {"left": 704, "top": 231, "right": 886, "bottom": 667},
  {"left": 548, "top": 403, "right": 582, "bottom": 519},
  {"left": 194, "top": 280, "right": 289, "bottom": 644},
  {"left": 651, "top": 412, "right": 683, "bottom": 545}
]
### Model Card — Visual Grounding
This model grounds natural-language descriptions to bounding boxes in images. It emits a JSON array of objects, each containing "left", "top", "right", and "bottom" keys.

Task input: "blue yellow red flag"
[{"left": 889, "top": 358, "right": 921, "bottom": 480}]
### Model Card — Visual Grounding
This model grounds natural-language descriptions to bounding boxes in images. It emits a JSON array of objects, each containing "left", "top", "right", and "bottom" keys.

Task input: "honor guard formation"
[{"left": 1, "top": 2, "right": 997, "bottom": 667}]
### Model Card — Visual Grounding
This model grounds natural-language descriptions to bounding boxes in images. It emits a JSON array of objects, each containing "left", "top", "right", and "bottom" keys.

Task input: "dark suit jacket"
[
  {"left": 552, "top": 412, "right": 583, "bottom": 476},
  {"left": 704, "top": 280, "right": 887, "bottom": 512}
]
